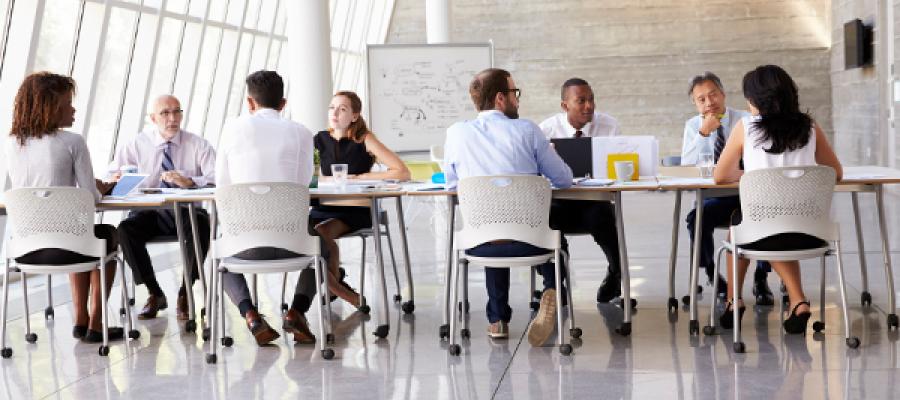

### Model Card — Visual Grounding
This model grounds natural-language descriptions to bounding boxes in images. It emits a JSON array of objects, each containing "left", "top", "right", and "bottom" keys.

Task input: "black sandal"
[
  {"left": 719, "top": 300, "right": 746, "bottom": 329},
  {"left": 783, "top": 301, "right": 812, "bottom": 334},
  {"left": 82, "top": 327, "right": 124, "bottom": 343},
  {"left": 72, "top": 325, "right": 88, "bottom": 339}
]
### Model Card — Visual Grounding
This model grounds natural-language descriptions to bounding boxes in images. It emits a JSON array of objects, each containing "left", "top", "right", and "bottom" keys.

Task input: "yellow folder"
[{"left": 607, "top": 153, "right": 640, "bottom": 180}]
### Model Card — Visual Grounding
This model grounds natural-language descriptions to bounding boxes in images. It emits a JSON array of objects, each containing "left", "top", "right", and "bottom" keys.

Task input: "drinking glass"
[
  {"left": 697, "top": 152, "right": 714, "bottom": 178},
  {"left": 331, "top": 164, "right": 349, "bottom": 190}
]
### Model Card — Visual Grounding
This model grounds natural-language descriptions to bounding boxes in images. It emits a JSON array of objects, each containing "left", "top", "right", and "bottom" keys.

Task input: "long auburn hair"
[
  {"left": 10, "top": 72, "right": 76, "bottom": 146},
  {"left": 742, "top": 65, "right": 813, "bottom": 154},
  {"left": 329, "top": 91, "right": 370, "bottom": 143}
]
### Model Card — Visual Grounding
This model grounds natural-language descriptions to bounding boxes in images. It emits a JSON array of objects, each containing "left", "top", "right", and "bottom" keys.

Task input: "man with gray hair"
[
  {"left": 681, "top": 72, "right": 774, "bottom": 306},
  {"left": 110, "top": 94, "right": 216, "bottom": 321}
]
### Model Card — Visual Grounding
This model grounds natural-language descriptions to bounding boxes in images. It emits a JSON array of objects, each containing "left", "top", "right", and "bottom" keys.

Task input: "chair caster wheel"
[
  {"left": 401, "top": 301, "right": 415, "bottom": 314},
  {"left": 861, "top": 291, "right": 872, "bottom": 307},
  {"left": 99, "top": 346, "right": 110, "bottom": 356},
  {"left": 812, "top": 321, "right": 825, "bottom": 333},
  {"left": 185, "top": 320, "right": 197, "bottom": 333},
  {"left": 326, "top": 333, "right": 335, "bottom": 344},
  {"left": 570, "top": 327, "right": 583, "bottom": 338},
  {"left": 615, "top": 322, "right": 631, "bottom": 336},
  {"left": 887, "top": 314, "right": 899, "bottom": 330},
  {"left": 733, "top": 342, "right": 745, "bottom": 353},
  {"left": 617, "top": 298, "right": 638, "bottom": 309},
  {"left": 530, "top": 301, "right": 539, "bottom": 311},
  {"left": 129, "top": 298, "right": 135, "bottom": 306},
  {"left": 128, "top": 330, "right": 140, "bottom": 339},
  {"left": 44, "top": 307, "right": 54, "bottom": 320},
  {"left": 119, "top": 308, "right": 126, "bottom": 318},
  {"left": 200, "top": 308, "right": 206, "bottom": 319},
  {"left": 559, "top": 344, "right": 573, "bottom": 355},
  {"left": 373, "top": 325, "right": 389, "bottom": 338},
  {"left": 393, "top": 294, "right": 402, "bottom": 303},
  {"left": 280, "top": 303, "right": 289, "bottom": 313},
  {"left": 25, "top": 333, "right": 37, "bottom": 343},
  {"left": 202, "top": 328, "right": 210, "bottom": 341},
  {"left": 1, "top": 348, "right": 11, "bottom": 358},
  {"left": 221, "top": 337, "right": 234, "bottom": 347},
  {"left": 448, "top": 344, "right": 461, "bottom": 356},
  {"left": 533, "top": 290, "right": 542, "bottom": 300},
  {"left": 461, "top": 328, "right": 470, "bottom": 339},
  {"left": 667, "top": 298, "right": 678, "bottom": 313},
  {"left": 322, "top": 348, "right": 335, "bottom": 359},
  {"left": 358, "top": 305, "right": 371, "bottom": 314},
  {"left": 702, "top": 325, "right": 716, "bottom": 336},
  {"left": 206, "top": 354, "right": 217, "bottom": 364},
  {"left": 682, "top": 295, "right": 691, "bottom": 306},
  {"left": 846, "top": 337, "right": 861, "bottom": 348},
  {"left": 439, "top": 324, "right": 449, "bottom": 340},
  {"left": 688, "top": 320, "right": 699, "bottom": 335}
]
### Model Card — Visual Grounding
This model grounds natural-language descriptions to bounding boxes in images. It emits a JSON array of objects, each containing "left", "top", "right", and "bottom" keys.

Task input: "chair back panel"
[
  {"left": 456, "top": 175, "right": 555, "bottom": 249},
  {"left": 4, "top": 187, "right": 102, "bottom": 258}
]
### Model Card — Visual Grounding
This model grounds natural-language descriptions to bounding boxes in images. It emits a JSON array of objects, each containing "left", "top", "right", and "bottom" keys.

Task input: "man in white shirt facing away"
[
  {"left": 680, "top": 71, "right": 773, "bottom": 305},
  {"left": 443, "top": 68, "right": 572, "bottom": 347},
  {"left": 539, "top": 78, "right": 621, "bottom": 138},
  {"left": 110, "top": 95, "right": 215, "bottom": 321},
  {"left": 215, "top": 70, "right": 319, "bottom": 345},
  {"left": 538, "top": 78, "right": 625, "bottom": 305}
]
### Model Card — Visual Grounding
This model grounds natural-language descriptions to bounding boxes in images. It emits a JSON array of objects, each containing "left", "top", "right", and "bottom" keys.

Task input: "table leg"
[
  {"left": 172, "top": 204, "right": 196, "bottom": 332},
  {"left": 875, "top": 185, "right": 899, "bottom": 329},
  {"left": 188, "top": 203, "right": 207, "bottom": 318},
  {"left": 667, "top": 190, "right": 682, "bottom": 313},
  {"left": 370, "top": 198, "right": 390, "bottom": 338},
  {"left": 440, "top": 195, "right": 455, "bottom": 340},
  {"left": 851, "top": 192, "right": 872, "bottom": 306},
  {"left": 394, "top": 197, "right": 415, "bottom": 314},
  {"left": 613, "top": 191, "right": 632, "bottom": 336},
  {"left": 688, "top": 190, "right": 704, "bottom": 335}
]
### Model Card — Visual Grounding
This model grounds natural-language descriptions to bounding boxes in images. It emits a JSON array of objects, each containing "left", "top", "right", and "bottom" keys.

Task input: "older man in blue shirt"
[{"left": 444, "top": 68, "right": 572, "bottom": 346}]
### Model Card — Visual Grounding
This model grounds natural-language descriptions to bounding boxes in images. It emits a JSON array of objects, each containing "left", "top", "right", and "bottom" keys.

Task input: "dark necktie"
[
  {"left": 574, "top": 130, "right": 584, "bottom": 138},
  {"left": 713, "top": 126, "right": 726, "bottom": 163},
  {"left": 160, "top": 141, "right": 174, "bottom": 188}
]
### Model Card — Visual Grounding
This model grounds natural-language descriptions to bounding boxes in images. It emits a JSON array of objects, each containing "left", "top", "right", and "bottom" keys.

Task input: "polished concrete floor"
[{"left": 1, "top": 190, "right": 900, "bottom": 399}]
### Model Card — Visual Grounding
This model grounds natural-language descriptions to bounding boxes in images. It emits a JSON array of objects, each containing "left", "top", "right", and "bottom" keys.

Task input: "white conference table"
[{"left": 657, "top": 166, "right": 900, "bottom": 335}]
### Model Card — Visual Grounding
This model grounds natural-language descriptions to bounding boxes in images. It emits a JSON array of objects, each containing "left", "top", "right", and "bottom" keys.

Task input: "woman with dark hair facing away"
[
  {"left": 713, "top": 65, "right": 842, "bottom": 334},
  {"left": 307, "top": 91, "right": 410, "bottom": 308},
  {"left": 4, "top": 72, "right": 121, "bottom": 342}
]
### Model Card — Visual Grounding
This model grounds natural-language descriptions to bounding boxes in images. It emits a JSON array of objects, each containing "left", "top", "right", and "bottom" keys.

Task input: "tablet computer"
[
  {"left": 551, "top": 137, "right": 593, "bottom": 178},
  {"left": 109, "top": 174, "right": 149, "bottom": 197}
]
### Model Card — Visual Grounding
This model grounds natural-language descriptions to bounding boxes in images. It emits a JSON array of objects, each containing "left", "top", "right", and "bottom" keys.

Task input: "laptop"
[
  {"left": 108, "top": 173, "right": 149, "bottom": 197},
  {"left": 551, "top": 137, "right": 593, "bottom": 178}
]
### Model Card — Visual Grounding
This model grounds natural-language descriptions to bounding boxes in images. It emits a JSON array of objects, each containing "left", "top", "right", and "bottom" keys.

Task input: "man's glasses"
[
  {"left": 158, "top": 109, "right": 184, "bottom": 118},
  {"left": 507, "top": 88, "right": 521, "bottom": 100}
]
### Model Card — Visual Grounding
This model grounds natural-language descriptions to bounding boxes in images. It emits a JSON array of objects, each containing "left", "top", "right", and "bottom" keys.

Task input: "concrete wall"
[{"left": 388, "top": 0, "right": 832, "bottom": 157}]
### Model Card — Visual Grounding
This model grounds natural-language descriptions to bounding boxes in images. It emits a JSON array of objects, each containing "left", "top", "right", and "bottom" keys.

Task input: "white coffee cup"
[{"left": 614, "top": 161, "right": 635, "bottom": 183}]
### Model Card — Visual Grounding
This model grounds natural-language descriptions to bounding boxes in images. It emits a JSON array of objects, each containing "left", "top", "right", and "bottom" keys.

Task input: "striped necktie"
[
  {"left": 160, "top": 141, "right": 174, "bottom": 188},
  {"left": 713, "top": 126, "right": 726, "bottom": 163}
]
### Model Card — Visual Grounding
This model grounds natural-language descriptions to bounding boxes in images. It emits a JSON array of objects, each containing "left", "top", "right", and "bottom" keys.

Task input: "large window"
[{"left": 0, "top": 0, "right": 395, "bottom": 180}]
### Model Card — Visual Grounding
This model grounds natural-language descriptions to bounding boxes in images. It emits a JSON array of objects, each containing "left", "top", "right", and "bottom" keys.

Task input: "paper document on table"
[
  {"left": 658, "top": 177, "right": 714, "bottom": 186},
  {"left": 843, "top": 173, "right": 887, "bottom": 180},
  {"left": 575, "top": 178, "right": 614, "bottom": 186}
]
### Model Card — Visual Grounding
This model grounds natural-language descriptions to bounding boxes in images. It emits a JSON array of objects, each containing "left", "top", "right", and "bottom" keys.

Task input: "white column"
[
  {"left": 285, "top": 1, "right": 332, "bottom": 130},
  {"left": 426, "top": 0, "right": 451, "bottom": 44}
]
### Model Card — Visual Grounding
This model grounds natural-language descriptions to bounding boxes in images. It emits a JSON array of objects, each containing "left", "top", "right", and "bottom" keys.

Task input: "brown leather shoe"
[
  {"left": 283, "top": 309, "right": 316, "bottom": 344},
  {"left": 327, "top": 271, "right": 362, "bottom": 308},
  {"left": 176, "top": 293, "right": 189, "bottom": 321},
  {"left": 245, "top": 309, "right": 280, "bottom": 346},
  {"left": 137, "top": 295, "right": 168, "bottom": 320}
]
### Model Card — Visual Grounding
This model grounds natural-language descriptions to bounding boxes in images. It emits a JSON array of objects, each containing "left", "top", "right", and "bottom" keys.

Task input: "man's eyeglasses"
[
  {"left": 158, "top": 109, "right": 184, "bottom": 118},
  {"left": 507, "top": 88, "right": 521, "bottom": 100}
]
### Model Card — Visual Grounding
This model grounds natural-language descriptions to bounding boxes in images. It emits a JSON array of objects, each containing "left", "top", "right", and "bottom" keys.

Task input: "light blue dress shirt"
[
  {"left": 443, "top": 110, "right": 573, "bottom": 189},
  {"left": 680, "top": 107, "right": 750, "bottom": 165}
]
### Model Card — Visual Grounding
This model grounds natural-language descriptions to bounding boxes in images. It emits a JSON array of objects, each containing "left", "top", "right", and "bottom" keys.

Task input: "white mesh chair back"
[
  {"left": 3, "top": 187, "right": 104, "bottom": 259},
  {"left": 456, "top": 175, "right": 555, "bottom": 250},
  {"left": 215, "top": 182, "right": 318, "bottom": 257},
  {"left": 735, "top": 166, "right": 837, "bottom": 245}
]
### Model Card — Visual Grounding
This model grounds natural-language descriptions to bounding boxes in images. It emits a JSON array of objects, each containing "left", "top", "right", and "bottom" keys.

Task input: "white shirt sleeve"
[
  {"left": 72, "top": 135, "right": 102, "bottom": 202},
  {"left": 215, "top": 124, "right": 233, "bottom": 187},
  {"left": 681, "top": 119, "right": 704, "bottom": 166}
]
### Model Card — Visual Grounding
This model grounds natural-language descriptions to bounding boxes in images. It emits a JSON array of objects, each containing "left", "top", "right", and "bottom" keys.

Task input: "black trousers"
[
  {"left": 118, "top": 207, "right": 210, "bottom": 297},
  {"left": 15, "top": 224, "right": 118, "bottom": 264},
  {"left": 549, "top": 199, "right": 621, "bottom": 277}
]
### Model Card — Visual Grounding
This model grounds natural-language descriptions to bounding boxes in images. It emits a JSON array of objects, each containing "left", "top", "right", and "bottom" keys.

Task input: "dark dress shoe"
[
  {"left": 72, "top": 325, "right": 88, "bottom": 339},
  {"left": 783, "top": 301, "right": 812, "bottom": 334},
  {"left": 82, "top": 327, "right": 124, "bottom": 343},
  {"left": 283, "top": 310, "right": 316, "bottom": 344},
  {"left": 137, "top": 295, "right": 168, "bottom": 320},
  {"left": 752, "top": 271, "right": 775, "bottom": 306},
  {"left": 596, "top": 274, "right": 621, "bottom": 303},
  {"left": 176, "top": 294, "right": 189, "bottom": 321},
  {"left": 719, "top": 301, "right": 746, "bottom": 329},
  {"left": 246, "top": 310, "right": 280, "bottom": 346}
]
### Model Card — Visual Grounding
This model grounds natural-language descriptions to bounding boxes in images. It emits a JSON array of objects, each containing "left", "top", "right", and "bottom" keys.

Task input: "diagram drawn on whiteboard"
[{"left": 368, "top": 43, "right": 493, "bottom": 152}]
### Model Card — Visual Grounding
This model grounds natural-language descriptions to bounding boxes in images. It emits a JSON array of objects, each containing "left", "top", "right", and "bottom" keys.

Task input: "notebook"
[
  {"left": 551, "top": 137, "right": 593, "bottom": 178},
  {"left": 109, "top": 174, "right": 149, "bottom": 197}
]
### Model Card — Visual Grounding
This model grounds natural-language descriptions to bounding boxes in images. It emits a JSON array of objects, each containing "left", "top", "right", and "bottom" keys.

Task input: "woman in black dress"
[{"left": 313, "top": 91, "right": 409, "bottom": 307}]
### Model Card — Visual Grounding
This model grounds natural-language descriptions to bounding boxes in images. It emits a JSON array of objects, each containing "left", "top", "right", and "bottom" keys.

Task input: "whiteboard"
[{"left": 367, "top": 43, "right": 493, "bottom": 152}]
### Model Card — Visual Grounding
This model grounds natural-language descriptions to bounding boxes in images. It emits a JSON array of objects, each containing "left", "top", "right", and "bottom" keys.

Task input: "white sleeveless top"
[{"left": 742, "top": 115, "right": 816, "bottom": 172}]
